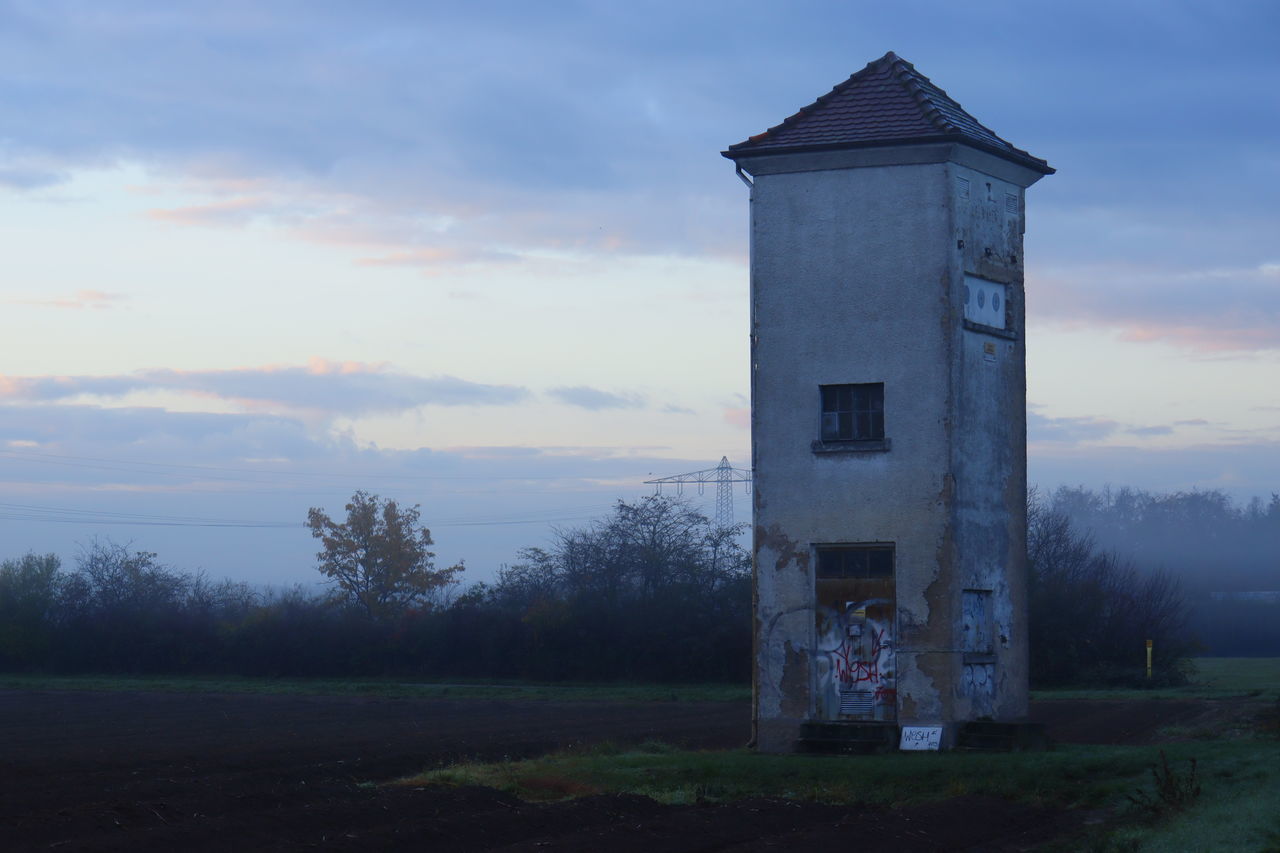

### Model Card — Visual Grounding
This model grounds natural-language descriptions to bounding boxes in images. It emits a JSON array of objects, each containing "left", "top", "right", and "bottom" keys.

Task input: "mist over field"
[{"left": 1036, "top": 485, "right": 1280, "bottom": 655}]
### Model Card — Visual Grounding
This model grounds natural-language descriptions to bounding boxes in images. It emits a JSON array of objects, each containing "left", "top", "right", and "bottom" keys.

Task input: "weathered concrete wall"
[
  {"left": 948, "top": 161, "right": 1031, "bottom": 721},
  {"left": 740, "top": 145, "right": 1041, "bottom": 752},
  {"left": 746, "top": 157, "right": 955, "bottom": 752}
]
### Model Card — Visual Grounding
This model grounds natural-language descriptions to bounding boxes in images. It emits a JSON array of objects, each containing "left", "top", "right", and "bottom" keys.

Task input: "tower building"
[{"left": 723, "top": 52, "right": 1053, "bottom": 751}]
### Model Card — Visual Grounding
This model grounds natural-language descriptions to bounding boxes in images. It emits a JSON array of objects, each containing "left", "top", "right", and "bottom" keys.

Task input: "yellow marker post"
[{"left": 1146, "top": 639, "right": 1153, "bottom": 680}]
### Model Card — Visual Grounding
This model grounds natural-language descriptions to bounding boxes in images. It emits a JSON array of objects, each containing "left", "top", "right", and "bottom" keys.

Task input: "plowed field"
[{"left": 0, "top": 689, "right": 1205, "bottom": 850}]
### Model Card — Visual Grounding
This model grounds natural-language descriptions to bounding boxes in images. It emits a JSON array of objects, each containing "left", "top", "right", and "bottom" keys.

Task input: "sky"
[{"left": 1, "top": 1, "right": 1277, "bottom": 588}]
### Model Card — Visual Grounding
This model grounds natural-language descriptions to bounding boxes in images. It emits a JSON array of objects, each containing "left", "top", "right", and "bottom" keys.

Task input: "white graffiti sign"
[{"left": 899, "top": 725, "right": 943, "bottom": 751}]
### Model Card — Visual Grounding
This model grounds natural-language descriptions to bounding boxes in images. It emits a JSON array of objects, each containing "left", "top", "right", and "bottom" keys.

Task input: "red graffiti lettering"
[{"left": 831, "top": 627, "right": 889, "bottom": 687}]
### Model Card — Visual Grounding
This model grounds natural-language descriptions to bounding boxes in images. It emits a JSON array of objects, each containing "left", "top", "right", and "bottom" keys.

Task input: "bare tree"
[{"left": 1028, "top": 490, "right": 1194, "bottom": 685}]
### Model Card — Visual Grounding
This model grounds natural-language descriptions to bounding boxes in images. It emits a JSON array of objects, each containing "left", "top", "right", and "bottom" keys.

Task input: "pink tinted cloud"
[
  {"left": 279, "top": 206, "right": 523, "bottom": 274},
  {"left": 1029, "top": 262, "right": 1280, "bottom": 352},
  {"left": 723, "top": 407, "right": 749, "bottom": 429},
  {"left": 132, "top": 160, "right": 726, "bottom": 284},
  {"left": 303, "top": 357, "right": 383, "bottom": 376},
  {"left": 146, "top": 197, "right": 270, "bottom": 227},
  {"left": 1117, "top": 322, "right": 1280, "bottom": 352},
  {"left": 11, "top": 290, "right": 126, "bottom": 310}
]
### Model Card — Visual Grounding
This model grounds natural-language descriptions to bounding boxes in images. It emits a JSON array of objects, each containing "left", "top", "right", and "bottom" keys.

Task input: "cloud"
[
  {"left": 662, "top": 404, "right": 695, "bottom": 415},
  {"left": 1027, "top": 408, "right": 1222, "bottom": 445},
  {"left": 1029, "top": 262, "right": 1280, "bottom": 352},
  {"left": 0, "top": 404, "right": 321, "bottom": 473},
  {"left": 0, "top": 1, "right": 1275, "bottom": 281},
  {"left": 0, "top": 3, "right": 760, "bottom": 263},
  {"left": 1027, "top": 411, "right": 1119, "bottom": 444},
  {"left": 0, "top": 167, "right": 67, "bottom": 190},
  {"left": 722, "top": 407, "right": 749, "bottom": 430},
  {"left": 547, "top": 386, "right": 644, "bottom": 410},
  {"left": 1126, "top": 425, "right": 1174, "bottom": 437},
  {"left": 8, "top": 290, "right": 126, "bottom": 310},
  {"left": 1030, "top": 439, "right": 1280, "bottom": 505},
  {"left": 2, "top": 397, "right": 1267, "bottom": 591},
  {"left": 0, "top": 394, "right": 751, "bottom": 584},
  {"left": 0, "top": 360, "right": 529, "bottom": 416},
  {"left": 0, "top": 401, "right": 720, "bottom": 491},
  {"left": 354, "top": 247, "right": 520, "bottom": 270},
  {"left": 146, "top": 197, "right": 272, "bottom": 227},
  {"left": 0, "top": 400, "right": 732, "bottom": 516}
]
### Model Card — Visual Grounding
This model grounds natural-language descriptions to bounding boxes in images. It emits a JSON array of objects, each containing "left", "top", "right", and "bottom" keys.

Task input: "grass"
[
  {"left": 1187, "top": 657, "right": 1280, "bottom": 699},
  {"left": 0, "top": 673, "right": 749, "bottom": 703},
  {"left": 406, "top": 739, "right": 1280, "bottom": 850},
  {"left": 1105, "top": 743, "right": 1280, "bottom": 852},
  {"left": 402, "top": 656, "right": 1280, "bottom": 851},
  {"left": 1032, "top": 657, "right": 1280, "bottom": 701},
  {"left": 408, "top": 741, "right": 1159, "bottom": 808},
  {"left": 4, "top": 656, "right": 1268, "bottom": 705}
]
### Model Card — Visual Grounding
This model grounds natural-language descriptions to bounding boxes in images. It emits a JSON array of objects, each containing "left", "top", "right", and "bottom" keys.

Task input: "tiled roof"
[{"left": 724, "top": 52, "right": 1053, "bottom": 174}]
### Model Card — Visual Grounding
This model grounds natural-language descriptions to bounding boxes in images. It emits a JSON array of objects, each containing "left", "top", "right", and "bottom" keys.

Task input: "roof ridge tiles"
[
  {"left": 888, "top": 55, "right": 953, "bottom": 134},
  {"left": 723, "top": 51, "right": 1053, "bottom": 175}
]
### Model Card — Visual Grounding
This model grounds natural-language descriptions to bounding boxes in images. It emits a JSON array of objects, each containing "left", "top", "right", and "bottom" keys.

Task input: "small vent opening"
[{"left": 839, "top": 690, "right": 876, "bottom": 717}]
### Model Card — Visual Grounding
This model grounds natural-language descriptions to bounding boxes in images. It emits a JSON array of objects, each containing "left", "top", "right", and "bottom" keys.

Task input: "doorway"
[{"left": 814, "top": 544, "right": 896, "bottom": 722}]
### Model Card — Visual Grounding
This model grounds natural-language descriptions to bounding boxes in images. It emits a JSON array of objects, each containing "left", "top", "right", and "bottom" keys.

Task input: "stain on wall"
[{"left": 779, "top": 640, "right": 809, "bottom": 718}]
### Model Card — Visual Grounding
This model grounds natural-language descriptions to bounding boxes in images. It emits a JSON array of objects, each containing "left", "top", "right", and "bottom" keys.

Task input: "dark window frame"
[
  {"left": 815, "top": 544, "right": 895, "bottom": 579},
  {"left": 819, "top": 383, "right": 885, "bottom": 443}
]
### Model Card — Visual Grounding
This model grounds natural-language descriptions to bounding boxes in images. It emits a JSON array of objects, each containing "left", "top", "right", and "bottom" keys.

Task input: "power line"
[{"left": 645, "top": 456, "right": 752, "bottom": 529}]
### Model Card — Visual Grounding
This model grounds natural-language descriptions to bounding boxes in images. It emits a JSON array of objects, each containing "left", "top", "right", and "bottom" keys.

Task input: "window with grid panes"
[
  {"left": 820, "top": 383, "right": 884, "bottom": 442},
  {"left": 815, "top": 545, "right": 894, "bottom": 578}
]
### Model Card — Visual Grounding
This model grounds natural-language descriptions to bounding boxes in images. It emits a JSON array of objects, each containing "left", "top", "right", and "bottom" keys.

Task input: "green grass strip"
[
  {"left": 408, "top": 741, "right": 1159, "bottom": 807},
  {"left": 1032, "top": 657, "right": 1280, "bottom": 702},
  {"left": 408, "top": 739, "right": 1280, "bottom": 850}
]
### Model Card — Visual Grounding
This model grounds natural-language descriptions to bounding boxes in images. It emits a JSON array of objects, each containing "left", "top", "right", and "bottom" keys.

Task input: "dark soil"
[
  {"left": 1030, "top": 698, "right": 1242, "bottom": 744},
  {"left": 1029, "top": 696, "right": 1208, "bottom": 742},
  {"left": 0, "top": 689, "right": 1203, "bottom": 851}
]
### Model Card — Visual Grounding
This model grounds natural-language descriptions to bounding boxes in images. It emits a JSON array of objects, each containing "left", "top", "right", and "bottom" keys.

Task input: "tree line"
[
  {"left": 4, "top": 485, "right": 1267, "bottom": 685},
  {"left": 1027, "top": 490, "right": 1197, "bottom": 685},
  {"left": 1035, "top": 485, "right": 1280, "bottom": 659},
  {"left": 0, "top": 495, "right": 750, "bottom": 682}
]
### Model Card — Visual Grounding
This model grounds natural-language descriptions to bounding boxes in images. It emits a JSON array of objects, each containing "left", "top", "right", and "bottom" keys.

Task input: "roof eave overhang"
[{"left": 722, "top": 134, "right": 1054, "bottom": 177}]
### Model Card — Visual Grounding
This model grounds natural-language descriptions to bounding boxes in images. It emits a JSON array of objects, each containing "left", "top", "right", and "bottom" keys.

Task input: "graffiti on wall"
[
  {"left": 815, "top": 597, "right": 895, "bottom": 721},
  {"left": 961, "top": 588, "right": 998, "bottom": 715}
]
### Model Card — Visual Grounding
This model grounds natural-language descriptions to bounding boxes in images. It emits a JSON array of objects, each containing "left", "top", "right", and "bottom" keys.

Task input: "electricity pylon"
[{"left": 644, "top": 457, "right": 752, "bottom": 529}]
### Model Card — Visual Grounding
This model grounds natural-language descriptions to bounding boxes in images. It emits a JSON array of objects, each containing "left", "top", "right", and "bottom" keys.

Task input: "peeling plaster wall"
[
  {"left": 745, "top": 157, "right": 954, "bottom": 751},
  {"left": 740, "top": 145, "right": 1042, "bottom": 752}
]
